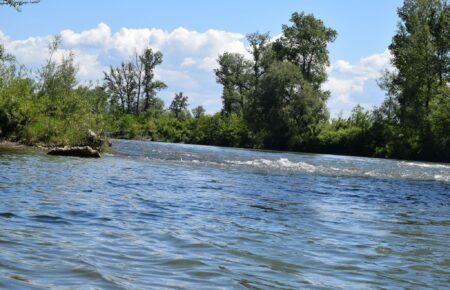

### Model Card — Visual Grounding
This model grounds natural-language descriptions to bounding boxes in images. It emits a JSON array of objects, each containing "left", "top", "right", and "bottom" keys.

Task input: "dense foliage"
[
  {"left": 0, "top": 38, "right": 107, "bottom": 147},
  {"left": 0, "top": 0, "right": 448, "bottom": 161}
]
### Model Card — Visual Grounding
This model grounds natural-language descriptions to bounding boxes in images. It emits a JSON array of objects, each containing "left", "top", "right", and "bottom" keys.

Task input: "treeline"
[{"left": 0, "top": 0, "right": 448, "bottom": 161}]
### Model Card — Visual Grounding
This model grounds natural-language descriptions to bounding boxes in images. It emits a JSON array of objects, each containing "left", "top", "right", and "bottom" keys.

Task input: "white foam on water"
[
  {"left": 434, "top": 175, "right": 450, "bottom": 182},
  {"left": 140, "top": 152, "right": 450, "bottom": 183},
  {"left": 401, "top": 161, "right": 450, "bottom": 169},
  {"left": 225, "top": 158, "right": 317, "bottom": 172}
]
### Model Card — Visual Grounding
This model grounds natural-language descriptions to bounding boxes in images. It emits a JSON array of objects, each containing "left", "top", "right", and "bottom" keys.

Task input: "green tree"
[
  {"left": 244, "top": 12, "right": 335, "bottom": 149},
  {"left": 273, "top": 12, "right": 337, "bottom": 88},
  {"left": 38, "top": 36, "right": 77, "bottom": 101},
  {"left": 141, "top": 48, "right": 167, "bottom": 112},
  {"left": 247, "top": 32, "right": 271, "bottom": 90},
  {"left": 0, "top": 44, "right": 18, "bottom": 86},
  {"left": 380, "top": 0, "right": 449, "bottom": 160},
  {"left": 104, "top": 65, "right": 126, "bottom": 114},
  {"left": 257, "top": 61, "right": 329, "bottom": 149},
  {"left": 192, "top": 105, "right": 206, "bottom": 119},
  {"left": 215, "top": 52, "right": 251, "bottom": 115},
  {"left": 104, "top": 48, "right": 166, "bottom": 116},
  {"left": 169, "top": 92, "right": 189, "bottom": 119},
  {"left": 245, "top": 32, "right": 275, "bottom": 127}
]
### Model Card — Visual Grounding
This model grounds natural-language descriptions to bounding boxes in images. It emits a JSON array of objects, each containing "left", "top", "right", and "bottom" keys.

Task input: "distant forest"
[{"left": 0, "top": 0, "right": 449, "bottom": 162}]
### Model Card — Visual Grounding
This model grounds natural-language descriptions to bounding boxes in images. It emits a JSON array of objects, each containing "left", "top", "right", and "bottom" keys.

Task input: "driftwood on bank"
[{"left": 47, "top": 146, "right": 101, "bottom": 158}]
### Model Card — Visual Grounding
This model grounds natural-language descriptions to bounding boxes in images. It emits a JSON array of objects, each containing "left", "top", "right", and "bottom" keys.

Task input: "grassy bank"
[{"left": 0, "top": 41, "right": 109, "bottom": 151}]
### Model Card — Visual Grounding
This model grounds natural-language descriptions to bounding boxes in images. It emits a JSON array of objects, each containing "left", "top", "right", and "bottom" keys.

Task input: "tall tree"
[
  {"left": 380, "top": 0, "right": 449, "bottom": 159},
  {"left": 133, "top": 52, "right": 144, "bottom": 114},
  {"left": 121, "top": 62, "right": 137, "bottom": 114},
  {"left": 103, "top": 48, "right": 166, "bottom": 115},
  {"left": 251, "top": 12, "right": 335, "bottom": 148},
  {"left": 215, "top": 52, "right": 251, "bottom": 115},
  {"left": 0, "top": 44, "right": 17, "bottom": 86},
  {"left": 258, "top": 61, "right": 329, "bottom": 149},
  {"left": 104, "top": 66, "right": 126, "bottom": 114},
  {"left": 140, "top": 48, "right": 167, "bottom": 112},
  {"left": 247, "top": 32, "right": 271, "bottom": 89},
  {"left": 273, "top": 12, "right": 337, "bottom": 88}
]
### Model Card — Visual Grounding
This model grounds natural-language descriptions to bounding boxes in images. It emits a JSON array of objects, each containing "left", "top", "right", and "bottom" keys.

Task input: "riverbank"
[
  {"left": 0, "top": 140, "right": 40, "bottom": 152},
  {"left": 0, "top": 133, "right": 109, "bottom": 158}
]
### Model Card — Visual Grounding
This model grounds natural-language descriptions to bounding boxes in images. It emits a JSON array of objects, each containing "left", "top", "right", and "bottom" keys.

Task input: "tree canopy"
[{"left": 379, "top": 0, "right": 449, "bottom": 160}]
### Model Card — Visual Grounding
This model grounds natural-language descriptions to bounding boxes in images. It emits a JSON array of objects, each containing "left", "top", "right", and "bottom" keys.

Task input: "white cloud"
[
  {"left": 0, "top": 31, "right": 8, "bottom": 42},
  {"left": 324, "top": 50, "right": 392, "bottom": 116},
  {"left": 1, "top": 23, "right": 391, "bottom": 116},
  {"left": 0, "top": 24, "right": 249, "bottom": 111},
  {"left": 181, "top": 57, "right": 196, "bottom": 68},
  {"left": 324, "top": 77, "right": 366, "bottom": 103},
  {"left": 72, "top": 50, "right": 106, "bottom": 80},
  {"left": 61, "top": 23, "right": 112, "bottom": 48}
]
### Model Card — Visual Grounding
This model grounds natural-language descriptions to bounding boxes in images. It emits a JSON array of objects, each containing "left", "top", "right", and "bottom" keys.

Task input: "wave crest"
[{"left": 225, "top": 158, "right": 317, "bottom": 172}]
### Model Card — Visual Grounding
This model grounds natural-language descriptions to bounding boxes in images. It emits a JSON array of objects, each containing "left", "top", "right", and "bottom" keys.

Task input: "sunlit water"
[{"left": 1, "top": 139, "right": 449, "bottom": 289}]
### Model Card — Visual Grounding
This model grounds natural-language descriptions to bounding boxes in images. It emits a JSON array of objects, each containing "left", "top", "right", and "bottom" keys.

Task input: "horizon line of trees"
[{"left": 1, "top": 0, "right": 449, "bottom": 162}]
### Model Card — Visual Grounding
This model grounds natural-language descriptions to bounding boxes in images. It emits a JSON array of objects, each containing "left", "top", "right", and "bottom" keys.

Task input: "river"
[{"left": 1, "top": 139, "right": 449, "bottom": 289}]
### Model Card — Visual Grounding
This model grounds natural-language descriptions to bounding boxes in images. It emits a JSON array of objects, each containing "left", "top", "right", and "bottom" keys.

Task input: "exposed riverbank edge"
[
  {"left": 2, "top": 138, "right": 449, "bottom": 165},
  {"left": 0, "top": 140, "right": 107, "bottom": 158}
]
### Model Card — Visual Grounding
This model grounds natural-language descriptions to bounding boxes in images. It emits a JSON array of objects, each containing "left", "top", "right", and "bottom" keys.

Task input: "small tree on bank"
[
  {"left": 169, "top": 92, "right": 189, "bottom": 119},
  {"left": 192, "top": 105, "right": 206, "bottom": 119}
]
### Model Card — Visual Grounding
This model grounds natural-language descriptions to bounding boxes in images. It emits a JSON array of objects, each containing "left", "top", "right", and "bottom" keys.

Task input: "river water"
[{"left": 0, "top": 139, "right": 449, "bottom": 289}]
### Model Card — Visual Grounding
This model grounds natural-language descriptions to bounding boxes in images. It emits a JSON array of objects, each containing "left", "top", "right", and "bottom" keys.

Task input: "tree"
[
  {"left": 215, "top": 52, "right": 251, "bottom": 115},
  {"left": 380, "top": 0, "right": 449, "bottom": 160},
  {"left": 349, "top": 105, "right": 371, "bottom": 132},
  {"left": 121, "top": 62, "right": 137, "bottom": 114},
  {"left": 103, "top": 48, "right": 166, "bottom": 115},
  {"left": 0, "top": 0, "right": 39, "bottom": 10},
  {"left": 132, "top": 52, "right": 144, "bottom": 114},
  {"left": 213, "top": 12, "right": 335, "bottom": 150},
  {"left": 243, "top": 13, "right": 334, "bottom": 149},
  {"left": 245, "top": 32, "right": 275, "bottom": 126},
  {"left": 273, "top": 12, "right": 337, "bottom": 88},
  {"left": 0, "top": 44, "right": 18, "bottom": 86},
  {"left": 140, "top": 48, "right": 167, "bottom": 112},
  {"left": 104, "top": 66, "right": 126, "bottom": 114},
  {"left": 247, "top": 32, "right": 271, "bottom": 89},
  {"left": 169, "top": 92, "right": 189, "bottom": 119},
  {"left": 38, "top": 36, "right": 78, "bottom": 101},
  {"left": 257, "top": 61, "right": 329, "bottom": 149},
  {"left": 192, "top": 105, "right": 206, "bottom": 118}
]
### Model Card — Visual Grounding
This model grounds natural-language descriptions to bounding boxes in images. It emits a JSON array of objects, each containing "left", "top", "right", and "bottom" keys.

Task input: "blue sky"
[{"left": 0, "top": 0, "right": 403, "bottom": 116}]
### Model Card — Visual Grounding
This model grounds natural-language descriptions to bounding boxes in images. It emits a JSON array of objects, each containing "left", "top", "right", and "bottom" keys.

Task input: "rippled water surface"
[{"left": 1, "top": 140, "right": 449, "bottom": 289}]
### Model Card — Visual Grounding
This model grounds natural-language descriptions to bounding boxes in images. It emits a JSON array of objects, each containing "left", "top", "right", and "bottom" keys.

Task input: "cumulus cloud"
[
  {"left": 0, "top": 23, "right": 391, "bottom": 115},
  {"left": 0, "top": 24, "right": 249, "bottom": 111},
  {"left": 61, "top": 23, "right": 112, "bottom": 48},
  {"left": 324, "top": 50, "right": 392, "bottom": 116}
]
